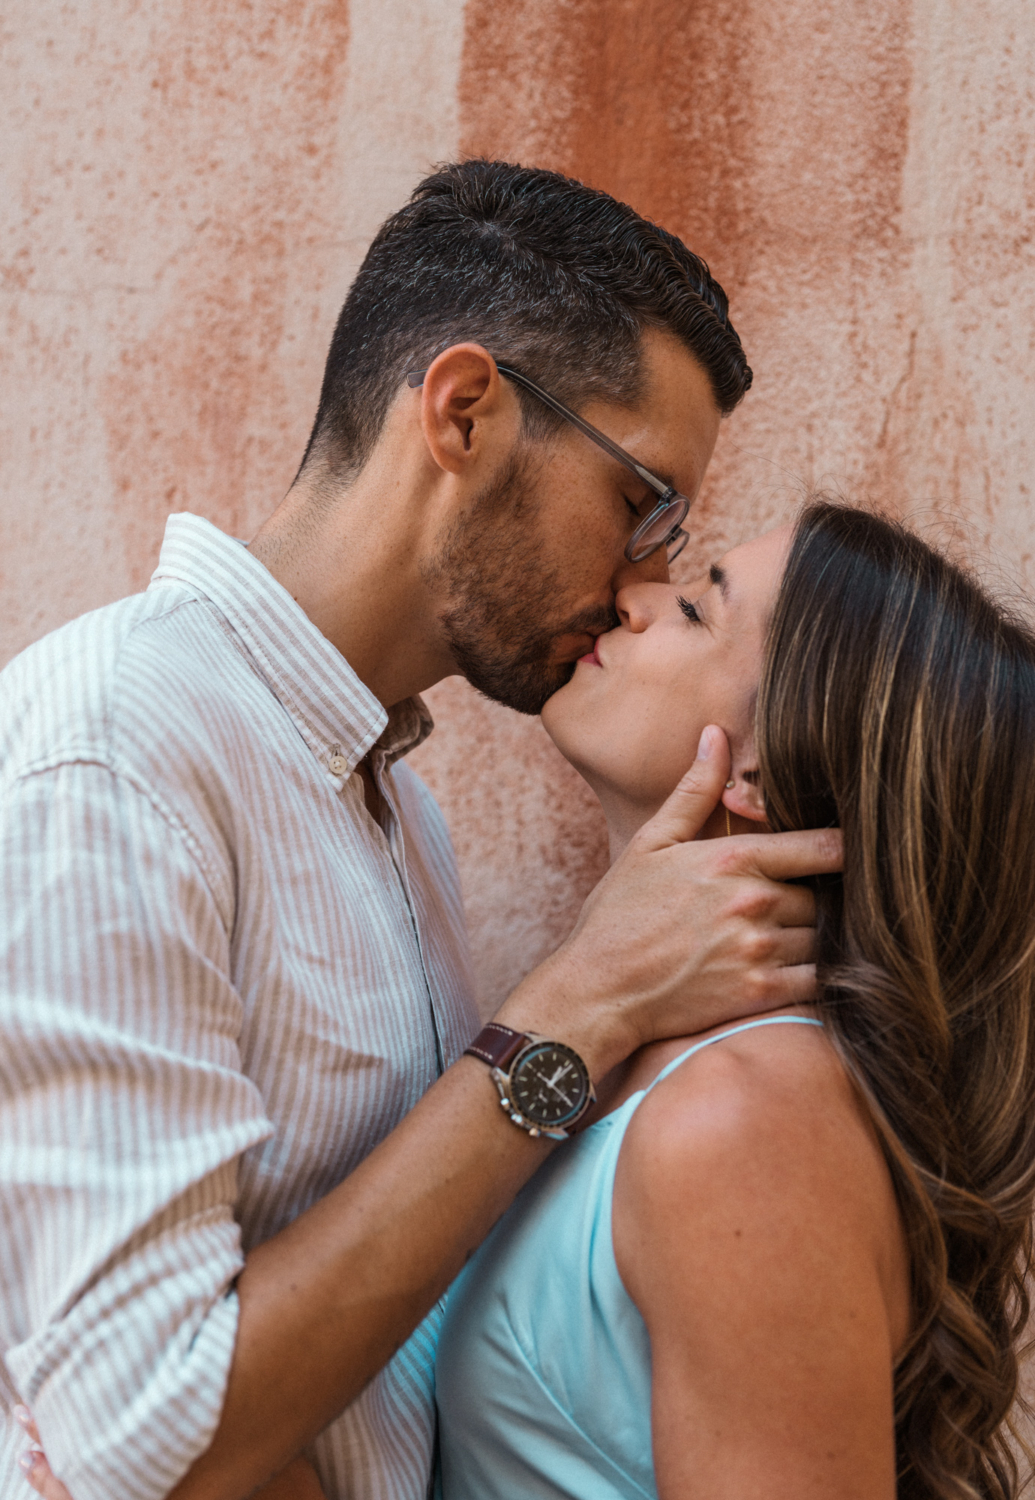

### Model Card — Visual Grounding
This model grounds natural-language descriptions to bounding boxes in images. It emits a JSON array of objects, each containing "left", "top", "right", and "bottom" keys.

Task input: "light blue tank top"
[{"left": 434, "top": 1015, "right": 823, "bottom": 1500}]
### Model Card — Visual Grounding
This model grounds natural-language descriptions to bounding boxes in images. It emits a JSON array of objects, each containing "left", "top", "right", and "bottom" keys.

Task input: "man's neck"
[{"left": 248, "top": 456, "right": 455, "bottom": 710}]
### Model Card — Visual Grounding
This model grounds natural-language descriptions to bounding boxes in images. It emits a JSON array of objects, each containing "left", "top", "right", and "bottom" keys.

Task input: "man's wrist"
[{"left": 491, "top": 946, "right": 638, "bottom": 1082}]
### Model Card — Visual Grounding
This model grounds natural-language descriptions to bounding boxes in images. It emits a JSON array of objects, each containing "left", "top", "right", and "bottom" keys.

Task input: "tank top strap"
[{"left": 644, "top": 1014, "right": 824, "bottom": 1097}]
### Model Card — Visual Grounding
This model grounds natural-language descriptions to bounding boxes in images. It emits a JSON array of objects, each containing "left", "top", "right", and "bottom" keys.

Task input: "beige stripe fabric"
[{"left": 0, "top": 514, "right": 479, "bottom": 1500}]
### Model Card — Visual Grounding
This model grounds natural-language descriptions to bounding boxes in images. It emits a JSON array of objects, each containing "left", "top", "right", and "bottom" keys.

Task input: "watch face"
[{"left": 510, "top": 1042, "right": 591, "bottom": 1128}]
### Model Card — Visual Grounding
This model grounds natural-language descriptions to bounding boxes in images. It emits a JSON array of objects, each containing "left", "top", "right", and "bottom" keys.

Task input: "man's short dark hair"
[{"left": 300, "top": 159, "right": 753, "bottom": 482}]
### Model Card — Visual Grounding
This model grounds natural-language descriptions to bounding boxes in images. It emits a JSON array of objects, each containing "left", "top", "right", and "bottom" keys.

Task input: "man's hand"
[{"left": 497, "top": 725, "right": 841, "bottom": 1078}]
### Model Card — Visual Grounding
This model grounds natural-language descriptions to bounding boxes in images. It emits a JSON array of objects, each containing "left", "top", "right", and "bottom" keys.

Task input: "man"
[{"left": 1, "top": 161, "right": 837, "bottom": 1500}]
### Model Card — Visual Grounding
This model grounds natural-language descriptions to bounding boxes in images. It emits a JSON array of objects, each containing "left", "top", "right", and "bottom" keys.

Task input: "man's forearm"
[{"left": 168, "top": 1053, "right": 551, "bottom": 1500}]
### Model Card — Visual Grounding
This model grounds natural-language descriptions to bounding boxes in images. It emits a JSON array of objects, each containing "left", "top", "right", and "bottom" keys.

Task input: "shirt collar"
[{"left": 149, "top": 513, "right": 433, "bottom": 775}]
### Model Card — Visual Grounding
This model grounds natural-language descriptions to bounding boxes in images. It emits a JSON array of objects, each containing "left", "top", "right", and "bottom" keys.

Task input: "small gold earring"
[{"left": 725, "top": 804, "right": 732, "bottom": 837}]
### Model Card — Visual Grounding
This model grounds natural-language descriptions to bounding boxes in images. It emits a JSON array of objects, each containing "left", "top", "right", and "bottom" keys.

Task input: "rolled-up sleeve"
[{"left": 0, "top": 759, "right": 274, "bottom": 1500}]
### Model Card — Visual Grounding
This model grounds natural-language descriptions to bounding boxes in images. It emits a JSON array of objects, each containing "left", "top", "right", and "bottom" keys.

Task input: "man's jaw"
[{"left": 439, "top": 605, "right": 619, "bottom": 716}]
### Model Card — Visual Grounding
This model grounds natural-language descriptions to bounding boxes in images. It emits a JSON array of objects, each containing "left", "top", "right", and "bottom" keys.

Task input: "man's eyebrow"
[{"left": 709, "top": 564, "right": 729, "bottom": 600}]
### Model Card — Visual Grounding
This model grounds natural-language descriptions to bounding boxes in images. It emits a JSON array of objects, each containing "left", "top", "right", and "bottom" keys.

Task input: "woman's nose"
[{"left": 615, "top": 582, "right": 663, "bottom": 632}]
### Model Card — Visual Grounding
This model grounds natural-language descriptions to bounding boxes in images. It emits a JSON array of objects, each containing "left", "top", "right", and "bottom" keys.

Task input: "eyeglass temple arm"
[{"left": 406, "top": 366, "right": 673, "bottom": 502}]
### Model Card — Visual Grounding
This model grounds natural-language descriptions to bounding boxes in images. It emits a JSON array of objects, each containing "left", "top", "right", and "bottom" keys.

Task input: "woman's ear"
[{"left": 721, "top": 768, "right": 767, "bottom": 825}]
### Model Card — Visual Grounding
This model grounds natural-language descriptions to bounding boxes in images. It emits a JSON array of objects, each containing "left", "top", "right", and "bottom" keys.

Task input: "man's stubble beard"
[{"left": 424, "top": 448, "right": 620, "bottom": 716}]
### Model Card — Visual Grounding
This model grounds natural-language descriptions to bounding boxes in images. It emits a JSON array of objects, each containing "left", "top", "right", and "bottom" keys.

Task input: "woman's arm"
[{"left": 612, "top": 1023, "right": 909, "bottom": 1499}]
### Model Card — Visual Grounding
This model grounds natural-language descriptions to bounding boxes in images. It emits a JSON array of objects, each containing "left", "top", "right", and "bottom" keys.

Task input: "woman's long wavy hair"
[{"left": 757, "top": 501, "right": 1035, "bottom": 1498}]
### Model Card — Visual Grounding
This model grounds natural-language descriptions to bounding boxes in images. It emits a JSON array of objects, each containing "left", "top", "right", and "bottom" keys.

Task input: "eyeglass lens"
[{"left": 627, "top": 495, "right": 690, "bottom": 564}]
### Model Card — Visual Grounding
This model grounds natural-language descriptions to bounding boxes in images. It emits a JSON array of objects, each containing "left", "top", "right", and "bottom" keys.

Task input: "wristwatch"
[{"left": 464, "top": 1023, "right": 596, "bottom": 1139}]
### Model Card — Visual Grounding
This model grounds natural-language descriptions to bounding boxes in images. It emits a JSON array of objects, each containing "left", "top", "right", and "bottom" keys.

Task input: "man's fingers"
[
  {"left": 639, "top": 726, "right": 731, "bottom": 848},
  {"left": 766, "top": 926, "right": 817, "bottom": 969},
  {"left": 751, "top": 826, "right": 842, "bottom": 880},
  {"left": 754, "top": 962, "right": 820, "bottom": 1008},
  {"left": 719, "top": 874, "right": 815, "bottom": 932},
  {"left": 764, "top": 886, "right": 817, "bottom": 932},
  {"left": 729, "top": 826, "right": 843, "bottom": 881}
]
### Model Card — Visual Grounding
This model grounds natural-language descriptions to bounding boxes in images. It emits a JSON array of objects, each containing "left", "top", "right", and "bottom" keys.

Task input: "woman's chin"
[
  {"left": 538, "top": 695, "right": 597, "bottom": 785},
  {"left": 539, "top": 678, "right": 575, "bottom": 739}
]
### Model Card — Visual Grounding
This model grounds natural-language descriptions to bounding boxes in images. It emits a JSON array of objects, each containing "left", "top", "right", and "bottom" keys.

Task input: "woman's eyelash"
[{"left": 676, "top": 595, "right": 700, "bottom": 623}]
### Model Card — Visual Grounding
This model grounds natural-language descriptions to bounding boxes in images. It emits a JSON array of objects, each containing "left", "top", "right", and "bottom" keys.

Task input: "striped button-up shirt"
[{"left": 0, "top": 514, "right": 479, "bottom": 1500}]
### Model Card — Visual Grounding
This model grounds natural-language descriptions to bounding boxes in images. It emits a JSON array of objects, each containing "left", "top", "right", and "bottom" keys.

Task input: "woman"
[{"left": 433, "top": 502, "right": 1035, "bottom": 1498}]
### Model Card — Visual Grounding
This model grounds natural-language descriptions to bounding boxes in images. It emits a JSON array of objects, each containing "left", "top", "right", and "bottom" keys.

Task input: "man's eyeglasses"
[{"left": 405, "top": 363, "right": 690, "bottom": 565}]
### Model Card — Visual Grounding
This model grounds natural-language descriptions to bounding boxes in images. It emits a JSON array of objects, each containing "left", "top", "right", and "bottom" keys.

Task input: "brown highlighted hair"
[{"left": 758, "top": 501, "right": 1035, "bottom": 1497}]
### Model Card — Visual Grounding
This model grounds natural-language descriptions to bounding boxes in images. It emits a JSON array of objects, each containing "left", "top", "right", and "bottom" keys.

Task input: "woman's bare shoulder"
[
  {"left": 624, "top": 1026, "right": 858, "bottom": 1164},
  {"left": 620, "top": 1017, "right": 875, "bottom": 1190},
  {"left": 612, "top": 1017, "right": 910, "bottom": 1355}
]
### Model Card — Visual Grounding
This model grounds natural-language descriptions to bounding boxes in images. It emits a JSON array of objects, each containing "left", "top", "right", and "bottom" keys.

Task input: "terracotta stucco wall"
[{"left": 3, "top": 0, "right": 1034, "bottom": 1011}]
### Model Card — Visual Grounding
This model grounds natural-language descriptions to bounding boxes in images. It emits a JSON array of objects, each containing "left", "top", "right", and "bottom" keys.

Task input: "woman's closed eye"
[{"left": 676, "top": 595, "right": 701, "bottom": 624}]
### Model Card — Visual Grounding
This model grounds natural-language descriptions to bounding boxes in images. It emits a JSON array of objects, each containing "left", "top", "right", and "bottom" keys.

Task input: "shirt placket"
[{"left": 369, "top": 745, "right": 446, "bottom": 1077}]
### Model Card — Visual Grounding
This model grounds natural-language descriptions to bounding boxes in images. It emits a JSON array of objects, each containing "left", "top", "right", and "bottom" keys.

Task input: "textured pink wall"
[{"left": 4, "top": 1, "right": 1035, "bottom": 1011}]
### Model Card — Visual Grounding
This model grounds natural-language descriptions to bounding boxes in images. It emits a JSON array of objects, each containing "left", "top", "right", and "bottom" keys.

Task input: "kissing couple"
[{"left": 4, "top": 161, "right": 1035, "bottom": 1500}]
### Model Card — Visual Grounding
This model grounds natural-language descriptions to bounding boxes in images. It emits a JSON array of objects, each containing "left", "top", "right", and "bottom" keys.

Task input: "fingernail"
[
  {"left": 18, "top": 1450, "right": 42, "bottom": 1474},
  {"left": 696, "top": 727, "right": 716, "bottom": 760},
  {"left": 13, "top": 1407, "right": 31, "bottom": 1429}
]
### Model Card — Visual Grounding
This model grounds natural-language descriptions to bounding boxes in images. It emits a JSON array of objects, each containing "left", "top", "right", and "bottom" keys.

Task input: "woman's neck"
[{"left": 604, "top": 796, "right": 733, "bottom": 863}]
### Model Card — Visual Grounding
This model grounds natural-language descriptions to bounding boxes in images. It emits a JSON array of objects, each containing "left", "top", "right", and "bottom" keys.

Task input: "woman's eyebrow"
[{"left": 709, "top": 563, "right": 729, "bottom": 600}]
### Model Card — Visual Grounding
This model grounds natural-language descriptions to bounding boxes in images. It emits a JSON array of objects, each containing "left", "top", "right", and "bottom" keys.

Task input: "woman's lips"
[{"left": 577, "top": 637, "right": 603, "bottom": 667}]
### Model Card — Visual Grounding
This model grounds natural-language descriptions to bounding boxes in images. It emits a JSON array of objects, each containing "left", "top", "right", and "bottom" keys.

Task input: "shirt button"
[{"left": 328, "top": 754, "right": 348, "bottom": 776}]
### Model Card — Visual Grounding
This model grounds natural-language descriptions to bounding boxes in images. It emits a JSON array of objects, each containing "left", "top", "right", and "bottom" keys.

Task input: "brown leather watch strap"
[{"left": 464, "top": 1022, "right": 529, "bottom": 1071}]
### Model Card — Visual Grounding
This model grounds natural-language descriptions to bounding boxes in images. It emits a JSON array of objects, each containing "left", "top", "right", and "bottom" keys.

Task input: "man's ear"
[
  {"left": 417, "top": 344, "right": 516, "bottom": 476},
  {"left": 721, "top": 767, "right": 768, "bottom": 824}
]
